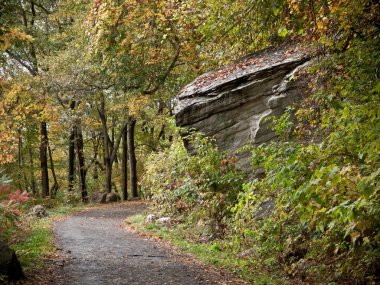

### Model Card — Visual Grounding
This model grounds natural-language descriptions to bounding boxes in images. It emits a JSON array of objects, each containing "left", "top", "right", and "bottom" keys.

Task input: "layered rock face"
[{"left": 173, "top": 46, "right": 311, "bottom": 163}]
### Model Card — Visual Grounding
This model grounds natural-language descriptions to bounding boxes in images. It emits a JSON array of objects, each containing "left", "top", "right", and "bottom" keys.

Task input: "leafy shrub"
[
  {"left": 231, "top": 40, "right": 380, "bottom": 282},
  {"left": 142, "top": 133, "right": 243, "bottom": 237},
  {"left": 0, "top": 177, "right": 31, "bottom": 242}
]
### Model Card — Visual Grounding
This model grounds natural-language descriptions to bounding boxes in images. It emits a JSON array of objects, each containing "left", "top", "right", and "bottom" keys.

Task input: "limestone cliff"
[{"left": 173, "top": 46, "right": 311, "bottom": 162}]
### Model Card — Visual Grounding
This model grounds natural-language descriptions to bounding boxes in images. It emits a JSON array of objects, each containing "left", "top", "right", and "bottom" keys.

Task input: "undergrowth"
[
  {"left": 140, "top": 36, "right": 380, "bottom": 284},
  {"left": 126, "top": 214, "right": 274, "bottom": 284},
  {"left": 11, "top": 204, "right": 83, "bottom": 272}
]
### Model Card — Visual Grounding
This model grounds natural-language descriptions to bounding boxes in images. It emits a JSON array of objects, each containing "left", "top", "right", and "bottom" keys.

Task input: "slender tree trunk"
[
  {"left": 111, "top": 117, "right": 119, "bottom": 164},
  {"left": 122, "top": 126, "right": 128, "bottom": 201},
  {"left": 111, "top": 117, "right": 115, "bottom": 159},
  {"left": 128, "top": 116, "right": 138, "bottom": 198},
  {"left": 40, "top": 121, "right": 49, "bottom": 197},
  {"left": 48, "top": 142, "right": 58, "bottom": 198},
  {"left": 75, "top": 123, "right": 87, "bottom": 202},
  {"left": 99, "top": 99, "right": 112, "bottom": 193},
  {"left": 104, "top": 162, "right": 112, "bottom": 193},
  {"left": 157, "top": 101, "right": 165, "bottom": 141},
  {"left": 29, "top": 146, "right": 36, "bottom": 195},
  {"left": 92, "top": 133, "right": 100, "bottom": 180},
  {"left": 68, "top": 101, "right": 76, "bottom": 192},
  {"left": 68, "top": 126, "right": 76, "bottom": 191},
  {"left": 97, "top": 97, "right": 128, "bottom": 194}
]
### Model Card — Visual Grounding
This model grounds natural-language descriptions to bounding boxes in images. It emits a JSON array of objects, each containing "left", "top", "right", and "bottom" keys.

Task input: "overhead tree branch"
[
  {"left": 33, "top": 2, "right": 52, "bottom": 14},
  {"left": 5, "top": 50, "right": 38, "bottom": 76},
  {"left": 143, "top": 46, "right": 181, "bottom": 95}
]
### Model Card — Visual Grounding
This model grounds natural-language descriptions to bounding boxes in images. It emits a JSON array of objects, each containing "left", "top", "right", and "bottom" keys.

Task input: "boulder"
[
  {"left": 145, "top": 214, "right": 157, "bottom": 224},
  {"left": 0, "top": 242, "right": 24, "bottom": 281},
  {"left": 173, "top": 46, "right": 311, "bottom": 166},
  {"left": 156, "top": 217, "right": 172, "bottom": 224},
  {"left": 31, "top": 205, "right": 48, "bottom": 218},
  {"left": 105, "top": 192, "right": 120, "bottom": 203},
  {"left": 90, "top": 192, "right": 107, "bottom": 204}
]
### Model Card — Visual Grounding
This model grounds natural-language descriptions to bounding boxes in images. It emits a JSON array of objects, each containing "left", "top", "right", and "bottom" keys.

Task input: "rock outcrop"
[
  {"left": 105, "top": 192, "right": 120, "bottom": 203},
  {"left": 90, "top": 192, "right": 107, "bottom": 203},
  {"left": 0, "top": 242, "right": 24, "bottom": 281},
  {"left": 90, "top": 192, "right": 120, "bottom": 203},
  {"left": 174, "top": 46, "right": 311, "bottom": 164}
]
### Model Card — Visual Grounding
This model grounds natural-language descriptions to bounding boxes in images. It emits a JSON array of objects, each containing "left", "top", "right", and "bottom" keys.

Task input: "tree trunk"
[
  {"left": 91, "top": 133, "right": 100, "bottom": 180},
  {"left": 68, "top": 126, "right": 76, "bottom": 192},
  {"left": 48, "top": 142, "right": 58, "bottom": 198},
  {"left": 75, "top": 123, "right": 87, "bottom": 202},
  {"left": 111, "top": 117, "right": 118, "bottom": 164},
  {"left": 128, "top": 116, "right": 138, "bottom": 198},
  {"left": 168, "top": 108, "right": 173, "bottom": 142},
  {"left": 121, "top": 126, "right": 128, "bottom": 201},
  {"left": 40, "top": 121, "right": 49, "bottom": 197},
  {"left": 99, "top": 99, "right": 112, "bottom": 193},
  {"left": 29, "top": 146, "right": 36, "bottom": 195},
  {"left": 97, "top": 97, "right": 128, "bottom": 194},
  {"left": 68, "top": 100, "right": 76, "bottom": 192},
  {"left": 104, "top": 162, "right": 112, "bottom": 193},
  {"left": 157, "top": 101, "right": 165, "bottom": 141}
]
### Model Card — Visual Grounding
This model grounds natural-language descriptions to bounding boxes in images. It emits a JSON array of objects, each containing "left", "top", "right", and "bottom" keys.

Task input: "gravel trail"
[{"left": 54, "top": 202, "right": 247, "bottom": 285}]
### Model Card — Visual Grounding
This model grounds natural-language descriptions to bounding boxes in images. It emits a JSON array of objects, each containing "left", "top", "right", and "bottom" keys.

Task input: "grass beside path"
[
  {"left": 126, "top": 214, "right": 275, "bottom": 285},
  {"left": 11, "top": 204, "right": 84, "bottom": 274}
]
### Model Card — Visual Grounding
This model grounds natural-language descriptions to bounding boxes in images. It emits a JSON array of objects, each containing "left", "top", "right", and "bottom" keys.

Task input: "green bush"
[
  {"left": 231, "top": 39, "right": 380, "bottom": 282},
  {"left": 142, "top": 133, "right": 243, "bottom": 237}
]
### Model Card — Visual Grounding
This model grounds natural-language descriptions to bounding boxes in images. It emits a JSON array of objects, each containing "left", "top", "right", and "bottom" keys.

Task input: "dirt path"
[{"left": 53, "top": 202, "right": 248, "bottom": 285}]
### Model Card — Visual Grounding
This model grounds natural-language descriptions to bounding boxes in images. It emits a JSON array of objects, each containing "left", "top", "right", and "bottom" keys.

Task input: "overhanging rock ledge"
[{"left": 173, "top": 46, "right": 312, "bottom": 165}]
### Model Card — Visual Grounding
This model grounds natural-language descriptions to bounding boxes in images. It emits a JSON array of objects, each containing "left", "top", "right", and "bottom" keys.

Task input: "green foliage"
[
  {"left": 12, "top": 204, "right": 83, "bottom": 272},
  {"left": 231, "top": 38, "right": 380, "bottom": 282},
  {"left": 13, "top": 218, "right": 53, "bottom": 270},
  {"left": 142, "top": 132, "right": 243, "bottom": 236},
  {"left": 270, "top": 106, "right": 295, "bottom": 139},
  {"left": 126, "top": 213, "right": 256, "bottom": 283}
]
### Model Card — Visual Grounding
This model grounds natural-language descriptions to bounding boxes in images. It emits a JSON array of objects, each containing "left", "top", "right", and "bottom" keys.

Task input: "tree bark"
[
  {"left": 68, "top": 126, "right": 76, "bottom": 192},
  {"left": 40, "top": 121, "right": 49, "bottom": 197},
  {"left": 48, "top": 142, "right": 58, "bottom": 198},
  {"left": 98, "top": 98, "right": 112, "bottom": 193},
  {"left": 128, "top": 116, "right": 138, "bottom": 198},
  {"left": 121, "top": 126, "right": 128, "bottom": 201},
  {"left": 111, "top": 117, "right": 118, "bottom": 164},
  {"left": 97, "top": 96, "right": 128, "bottom": 194},
  {"left": 68, "top": 101, "right": 76, "bottom": 192},
  {"left": 75, "top": 123, "right": 87, "bottom": 202},
  {"left": 29, "top": 146, "right": 36, "bottom": 195},
  {"left": 157, "top": 101, "right": 165, "bottom": 141},
  {"left": 91, "top": 132, "right": 100, "bottom": 180}
]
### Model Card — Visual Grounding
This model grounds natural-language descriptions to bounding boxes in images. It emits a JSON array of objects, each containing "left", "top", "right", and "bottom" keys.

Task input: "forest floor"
[{"left": 19, "top": 201, "right": 248, "bottom": 285}]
